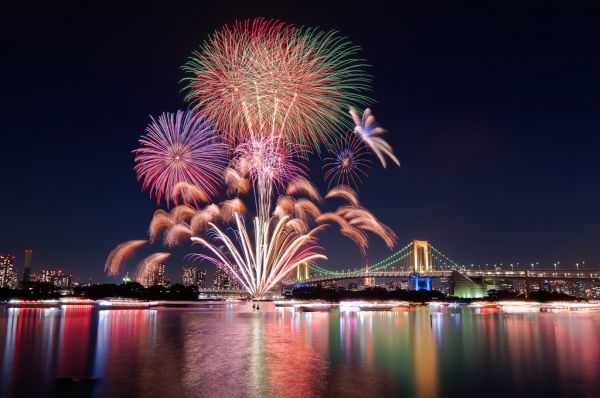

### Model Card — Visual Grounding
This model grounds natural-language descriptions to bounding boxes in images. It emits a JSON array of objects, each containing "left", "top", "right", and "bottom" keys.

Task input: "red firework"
[
  {"left": 182, "top": 18, "right": 371, "bottom": 150},
  {"left": 134, "top": 110, "right": 228, "bottom": 207}
]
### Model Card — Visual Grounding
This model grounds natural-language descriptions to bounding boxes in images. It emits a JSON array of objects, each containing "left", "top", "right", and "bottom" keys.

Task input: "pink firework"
[
  {"left": 233, "top": 135, "right": 304, "bottom": 191},
  {"left": 323, "top": 133, "right": 371, "bottom": 189},
  {"left": 134, "top": 110, "right": 228, "bottom": 207}
]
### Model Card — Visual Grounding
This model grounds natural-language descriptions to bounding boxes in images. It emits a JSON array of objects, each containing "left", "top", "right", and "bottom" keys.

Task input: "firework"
[
  {"left": 182, "top": 18, "right": 371, "bottom": 149},
  {"left": 220, "top": 198, "right": 248, "bottom": 222},
  {"left": 191, "top": 215, "right": 326, "bottom": 297},
  {"left": 170, "top": 204, "right": 197, "bottom": 223},
  {"left": 163, "top": 223, "right": 192, "bottom": 248},
  {"left": 224, "top": 167, "right": 250, "bottom": 195},
  {"left": 286, "top": 177, "right": 322, "bottom": 203},
  {"left": 104, "top": 240, "right": 148, "bottom": 276},
  {"left": 324, "top": 185, "right": 360, "bottom": 206},
  {"left": 349, "top": 107, "right": 400, "bottom": 168},
  {"left": 171, "top": 182, "right": 210, "bottom": 205},
  {"left": 315, "top": 212, "right": 368, "bottom": 252},
  {"left": 323, "top": 133, "right": 371, "bottom": 188},
  {"left": 104, "top": 19, "right": 400, "bottom": 298},
  {"left": 233, "top": 136, "right": 304, "bottom": 191},
  {"left": 148, "top": 210, "right": 175, "bottom": 243},
  {"left": 232, "top": 135, "right": 304, "bottom": 222},
  {"left": 190, "top": 204, "right": 221, "bottom": 235},
  {"left": 134, "top": 110, "right": 228, "bottom": 207},
  {"left": 336, "top": 206, "right": 396, "bottom": 248}
]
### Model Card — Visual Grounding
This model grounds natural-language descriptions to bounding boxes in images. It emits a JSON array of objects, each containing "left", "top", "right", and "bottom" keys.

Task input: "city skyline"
[{"left": 2, "top": 2, "right": 600, "bottom": 283}]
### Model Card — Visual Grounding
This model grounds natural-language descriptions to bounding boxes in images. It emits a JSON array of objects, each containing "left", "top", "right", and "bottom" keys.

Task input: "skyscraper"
[
  {"left": 0, "top": 255, "right": 18, "bottom": 289},
  {"left": 41, "top": 268, "right": 72, "bottom": 288},
  {"left": 182, "top": 266, "right": 206, "bottom": 288},
  {"left": 141, "top": 263, "right": 166, "bottom": 287},
  {"left": 23, "top": 249, "right": 32, "bottom": 282},
  {"left": 213, "top": 268, "right": 240, "bottom": 290}
]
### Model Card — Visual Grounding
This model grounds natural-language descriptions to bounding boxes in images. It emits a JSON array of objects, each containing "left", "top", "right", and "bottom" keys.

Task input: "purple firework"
[{"left": 323, "top": 133, "right": 371, "bottom": 189}]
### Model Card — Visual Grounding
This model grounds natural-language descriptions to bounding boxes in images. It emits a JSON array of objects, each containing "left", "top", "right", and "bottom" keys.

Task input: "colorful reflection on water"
[{"left": 1, "top": 304, "right": 599, "bottom": 397}]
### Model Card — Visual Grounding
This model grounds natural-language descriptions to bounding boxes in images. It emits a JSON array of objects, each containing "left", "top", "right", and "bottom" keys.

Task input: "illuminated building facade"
[
  {"left": 213, "top": 268, "right": 240, "bottom": 289},
  {"left": 141, "top": 263, "right": 166, "bottom": 287},
  {"left": 41, "top": 268, "right": 72, "bottom": 287},
  {"left": 319, "top": 280, "right": 338, "bottom": 290},
  {"left": 182, "top": 266, "right": 206, "bottom": 288},
  {"left": 0, "top": 255, "right": 18, "bottom": 289}
]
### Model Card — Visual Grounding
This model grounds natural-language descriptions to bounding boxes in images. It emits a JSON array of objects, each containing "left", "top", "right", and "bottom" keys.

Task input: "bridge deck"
[{"left": 287, "top": 269, "right": 600, "bottom": 285}]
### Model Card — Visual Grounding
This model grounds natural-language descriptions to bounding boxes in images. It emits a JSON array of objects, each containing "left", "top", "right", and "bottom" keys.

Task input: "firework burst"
[
  {"left": 182, "top": 18, "right": 371, "bottom": 150},
  {"left": 104, "top": 240, "right": 148, "bottom": 276},
  {"left": 191, "top": 214, "right": 326, "bottom": 297},
  {"left": 105, "top": 19, "right": 401, "bottom": 297},
  {"left": 350, "top": 107, "right": 400, "bottom": 168},
  {"left": 134, "top": 110, "right": 228, "bottom": 207},
  {"left": 323, "top": 133, "right": 371, "bottom": 189}
]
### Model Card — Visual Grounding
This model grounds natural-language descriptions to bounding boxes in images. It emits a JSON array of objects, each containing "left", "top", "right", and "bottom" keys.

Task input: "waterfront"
[{"left": 0, "top": 303, "right": 599, "bottom": 397}]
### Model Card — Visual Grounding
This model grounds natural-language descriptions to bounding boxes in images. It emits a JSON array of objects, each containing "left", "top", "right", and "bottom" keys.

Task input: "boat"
[
  {"left": 59, "top": 297, "right": 95, "bottom": 306},
  {"left": 340, "top": 301, "right": 408, "bottom": 312},
  {"left": 498, "top": 301, "right": 540, "bottom": 313},
  {"left": 294, "top": 303, "right": 333, "bottom": 312},
  {"left": 96, "top": 299, "right": 159, "bottom": 309},
  {"left": 4, "top": 299, "right": 60, "bottom": 308},
  {"left": 274, "top": 300, "right": 305, "bottom": 308}
]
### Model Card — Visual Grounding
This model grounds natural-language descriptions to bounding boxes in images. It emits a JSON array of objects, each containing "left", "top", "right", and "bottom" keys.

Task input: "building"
[
  {"left": 141, "top": 263, "right": 166, "bottom": 287},
  {"left": 41, "top": 268, "right": 72, "bottom": 288},
  {"left": 0, "top": 255, "right": 18, "bottom": 289},
  {"left": 23, "top": 249, "right": 32, "bottom": 282},
  {"left": 182, "top": 266, "right": 206, "bottom": 288},
  {"left": 319, "top": 280, "right": 338, "bottom": 290},
  {"left": 213, "top": 268, "right": 239, "bottom": 289}
]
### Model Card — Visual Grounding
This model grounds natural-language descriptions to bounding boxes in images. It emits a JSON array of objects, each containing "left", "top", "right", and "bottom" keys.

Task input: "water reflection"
[{"left": 0, "top": 305, "right": 599, "bottom": 397}]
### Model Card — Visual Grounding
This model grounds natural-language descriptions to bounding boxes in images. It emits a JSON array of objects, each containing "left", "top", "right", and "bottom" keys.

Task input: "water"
[{"left": 1, "top": 303, "right": 599, "bottom": 398}]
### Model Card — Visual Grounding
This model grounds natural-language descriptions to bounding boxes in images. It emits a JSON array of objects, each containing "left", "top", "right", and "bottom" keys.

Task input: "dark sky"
[{"left": 2, "top": 1, "right": 599, "bottom": 283}]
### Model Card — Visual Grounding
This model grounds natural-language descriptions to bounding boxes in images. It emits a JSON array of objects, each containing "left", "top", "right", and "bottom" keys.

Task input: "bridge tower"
[
  {"left": 413, "top": 240, "right": 431, "bottom": 273},
  {"left": 364, "top": 264, "right": 373, "bottom": 287},
  {"left": 296, "top": 262, "right": 310, "bottom": 281}
]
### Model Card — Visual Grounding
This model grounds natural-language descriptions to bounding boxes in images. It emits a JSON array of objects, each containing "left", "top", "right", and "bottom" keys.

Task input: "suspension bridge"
[{"left": 286, "top": 240, "right": 600, "bottom": 298}]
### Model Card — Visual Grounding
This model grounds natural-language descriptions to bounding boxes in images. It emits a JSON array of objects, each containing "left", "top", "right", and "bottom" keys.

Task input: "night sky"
[{"left": 2, "top": 1, "right": 599, "bottom": 283}]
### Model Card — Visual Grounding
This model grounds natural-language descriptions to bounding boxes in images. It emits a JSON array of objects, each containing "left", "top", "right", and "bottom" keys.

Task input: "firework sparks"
[
  {"left": 325, "top": 185, "right": 360, "bottom": 206},
  {"left": 104, "top": 240, "right": 148, "bottom": 276},
  {"left": 233, "top": 136, "right": 304, "bottom": 191},
  {"left": 286, "top": 177, "right": 322, "bottom": 203},
  {"left": 182, "top": 18, "right": 371, "bottom": 149},
  {"left": 323, "top": 133, "right": 371, "bottom": 188},
  {"left": 163, "top": 223, "right": 192, "bottom": 248},
  {"left": 134, "top": 110, "right": 228, "bottom": 207},
  {"left": 170, "top": 204, "right": 197, "bottom": 223},
  {"left": 149, "top": 210, "right": 175, "bottom": 243},
  {"left": 171, "top": 182, "right": 210, "bottom": 205},
  {"left": 349, "top": 107, "right": 400, "bottom": 168},
  {"left": 190, "top": 204, "right": 221, "bottom": 235},
  {"left": 336, "top": 206, "right": 396, "bottom": 248},
  {"left": 224, "top": 167, "right": 250, "bottom": 196},
  {"left": 220, "top": 198, "right": 248, "bottom": 222},
  {"left": 191, "top": 215, "right": 326, "bottom": 297}
]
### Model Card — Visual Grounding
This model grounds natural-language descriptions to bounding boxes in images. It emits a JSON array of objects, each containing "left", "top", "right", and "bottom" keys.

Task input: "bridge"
[{"left": 285, "top": 240, "right": 600, "bottom": 298}]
